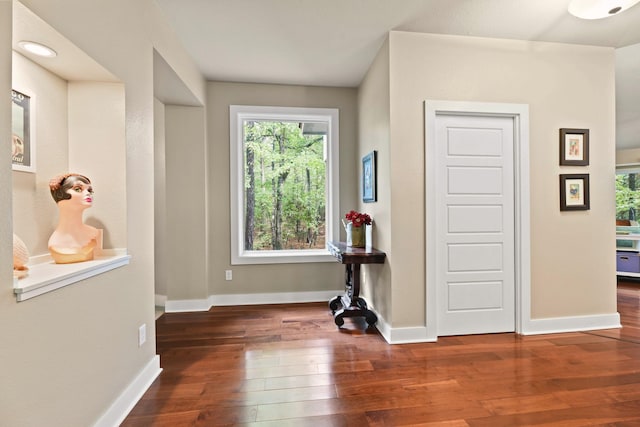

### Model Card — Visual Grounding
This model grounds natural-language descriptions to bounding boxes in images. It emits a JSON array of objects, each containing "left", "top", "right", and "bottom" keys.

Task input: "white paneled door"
[{"left": 435, "top": 114, "right": 515, "bottom": 336}]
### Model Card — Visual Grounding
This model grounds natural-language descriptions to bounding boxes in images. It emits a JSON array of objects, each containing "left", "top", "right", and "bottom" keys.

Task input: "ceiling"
[
  {"left": 12, "top": 2, "right": 118, "bottom": 83},
  {"left": 12, "top": 1, "right": 640, "bottom": 149},
  {"left": 155, "top": 0, "right": 640, "bottom": 149}
]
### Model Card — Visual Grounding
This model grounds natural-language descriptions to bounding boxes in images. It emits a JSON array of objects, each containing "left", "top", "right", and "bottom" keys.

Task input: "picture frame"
[
  {"left": 559, "top": 128, "right": 589, "bottom": 166},
  {"left": 11, "top": 88, "right": 36, "bottom": 173},
  {"left": 560, "top": 174, "right": 590, "bottom": 211},
  {"left": 362, "top": 150, "right": 377, "bottom": 203}
]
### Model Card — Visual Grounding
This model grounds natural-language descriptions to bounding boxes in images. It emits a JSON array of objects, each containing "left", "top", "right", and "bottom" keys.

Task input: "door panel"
[
  {"left": 447, "top": 167, "right": 502, "bottom": 194},
  {"left": 447, "top": 128, "right": 504, "bottom": 157},
  {"left": 448, "top": 205, "right": 503, "bottom": 233},
  {"left": 436, "top": 114, "right": 515, "bottom": 336},
  {"left": 448, "top": 243, "right": 503, "bottom": 271},
  {"left": 448, "top": 281, "right": 503, "bottom": 310}
]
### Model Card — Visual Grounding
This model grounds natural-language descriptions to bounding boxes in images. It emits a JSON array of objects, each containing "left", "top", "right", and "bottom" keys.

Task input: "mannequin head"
[{"left": 49, "top": 173, "right": 93, "bottom": 205}]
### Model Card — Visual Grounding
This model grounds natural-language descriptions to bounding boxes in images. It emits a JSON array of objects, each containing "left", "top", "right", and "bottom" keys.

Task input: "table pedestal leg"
[{"left": 331, "top": 263, "right": 377, "bottom": 327}]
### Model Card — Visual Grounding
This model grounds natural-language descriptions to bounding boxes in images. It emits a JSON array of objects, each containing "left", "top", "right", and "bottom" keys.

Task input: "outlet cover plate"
[{"left": 138, "top": 324, "right": 146, "bottom": 347}]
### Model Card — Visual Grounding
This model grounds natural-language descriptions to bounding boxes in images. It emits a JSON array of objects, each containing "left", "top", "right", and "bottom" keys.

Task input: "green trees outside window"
[
  {"left": 243, "top": 120, "right": 326, "bottom": 251},
  {"left": 616, "top": 171, "right": 640, "bottom": 220}
]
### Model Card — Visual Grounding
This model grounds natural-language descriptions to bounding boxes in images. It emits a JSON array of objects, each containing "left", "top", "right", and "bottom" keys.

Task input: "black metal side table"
[{"left": 327, "top": 241, "right": 386, "bottom": 327}]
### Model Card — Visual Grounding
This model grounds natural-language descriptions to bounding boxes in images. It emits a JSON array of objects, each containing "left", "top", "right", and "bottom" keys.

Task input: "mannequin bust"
[{"left": 48, "top": 173, "right": 102, "bottom": 264}]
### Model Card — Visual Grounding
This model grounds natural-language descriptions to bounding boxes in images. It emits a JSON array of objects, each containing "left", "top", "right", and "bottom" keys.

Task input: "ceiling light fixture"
[
  {"left": 568, "top": 0, "right": 640, "bottom": 19},
  {"left": 17, "top": 40, "right": 57, "bottom": 58}
]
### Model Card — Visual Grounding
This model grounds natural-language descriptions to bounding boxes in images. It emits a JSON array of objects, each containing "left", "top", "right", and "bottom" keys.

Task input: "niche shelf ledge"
[{"left": 13, "top": 249, "right": 130, "bottom": 302}]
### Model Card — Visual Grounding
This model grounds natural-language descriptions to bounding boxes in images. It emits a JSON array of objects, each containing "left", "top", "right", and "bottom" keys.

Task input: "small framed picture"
[
  {"left": 362, "top": 150, "right": 377, "bottom": 203},
  {"left": 560, "top": 174, "right": 590, "bottom": 211},
  {"left": 559, "top": 128, "right": 589, "bottom": 166},
  {"left": 11, "top": 88, "right": 36, "bottom": 173}
]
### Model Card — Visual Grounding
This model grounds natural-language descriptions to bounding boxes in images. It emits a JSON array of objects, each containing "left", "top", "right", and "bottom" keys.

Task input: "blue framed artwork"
[{"left": 362, "top": 150, "right": 377, "bottom": 203}]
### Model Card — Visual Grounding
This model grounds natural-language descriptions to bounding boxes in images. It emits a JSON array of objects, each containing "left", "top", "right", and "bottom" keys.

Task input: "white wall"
[
  {"left": 357, "top": 38, "right": 392, "bottom": 322},
  {"left": 383, "top": 32, "right": 617, "bottom": 327},
  {"left": 0, "top": 1, "right": 206, "bottom": 425},
  {"left": 12, "top": 51, "right": 68, "bottom": 255},
  {"left": 68, "top": 81, "right": 126, "bottom": 249},
  {"left": 164, "top": 105, "right": 208, "bottom": 301},
  {"left": 206, "top": 82, "right": 355, "bottom": 299},
  {"left": 154, "top": 98, "right": 168, "bottom": 299},
  {"left": 0, "top": 3, "right": 13, "bottom": 382},
  {"left": 11, "top": 60, "right": 124, "bottom": 255}
]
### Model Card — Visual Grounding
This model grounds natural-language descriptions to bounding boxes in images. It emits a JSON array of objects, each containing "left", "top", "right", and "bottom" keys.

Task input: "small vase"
[{"left": 344, "top": 220, "right": 366, "bottom": 248}]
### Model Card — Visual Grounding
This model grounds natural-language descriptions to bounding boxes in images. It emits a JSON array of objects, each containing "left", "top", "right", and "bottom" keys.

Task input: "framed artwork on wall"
[
  {"left": 559, "top": 128, "right": 589, "bottom": 166},
  {"left": 11, "top": 88, "right": 36, "bottom": 173},
  {"left": 362, "top": 150, "right": 377, "bottom": 203},
  {"left": 560, "top": 173, "right": 590, "bottom": 211}
]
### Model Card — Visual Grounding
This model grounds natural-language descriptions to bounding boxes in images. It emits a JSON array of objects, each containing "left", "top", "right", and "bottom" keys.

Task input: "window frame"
[
  {"left": 229, "top": 105, "right": 339, "bottom": 265},
  {"left": 616, "top": 163, "right": 640, "bottom": 220}
]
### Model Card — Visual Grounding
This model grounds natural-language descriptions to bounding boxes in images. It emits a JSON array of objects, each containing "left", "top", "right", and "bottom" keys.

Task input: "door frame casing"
[{"left": 424, "top": 100, "right": 531, "bottom": 340}]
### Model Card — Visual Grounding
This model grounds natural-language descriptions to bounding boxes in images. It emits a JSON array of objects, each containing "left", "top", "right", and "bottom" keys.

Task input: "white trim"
[
  {"left": 365, "top": 310, "right": 437, "bottom": 345},
  {"left": 226, "top": 249, "right": 336, "bottom": 265},
  {"left": 523, "top": 313, "right": 621, "bottom": 335},
  {"left": 93, "top": 355, "right": 162, "bottom": 427},
  {"left": 165, "top": 297, "right": 212, "bottom": 313},
  {"left": 424, "top": 100, "right": 531, "bottom": 340},
  {"left": 387, "top": 327, "right": 436, "bottom": 344},
  {"left": 378, "top": 313, "right": 621, "bottom": 343},
  {"left": 229, "top": 105, "right": 340, "bottom": 265},
  {"left": 373, "top": 312, "right": 391, "bottom": 342},
  {"left": 154, "top": 294, "right": 167, "bottom": 307},
  {"left": 13, "top": 249, "right": 131, "bottom": 301},
  {"left": 616, "top": 162, "right": 640, "bottom": 169},
  {"left": 165, "top": 290, "right": 343, "bottom": 313},
  {"left": 211, "top": 290, "right": 342, "bottom": 306}
]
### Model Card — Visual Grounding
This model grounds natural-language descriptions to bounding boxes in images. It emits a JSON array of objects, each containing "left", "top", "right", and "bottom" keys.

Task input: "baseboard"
[
  {"left": 165, "top": 290, "right": 343, "bottom": 313},
  {"left": 211, "top": 290, "right": 341, "bottom": 306},
  {"left": 375, "top": 314, "right": 436, "bottom": 344},
  {"left": 165, "top": 298, "right": 211, "bottom": 313},
  {"left": 378, "top": 312, "right": 621, "bottom": 343},
  {"left": 93, "top": 355, "right": 162, "bottom": 427},
  {"left": 389, "top": 326, "right": 437, "bottom": 344},
  {"left": 521, "top": 312, "right": 621, "bottom": 335},
  {"left": 154, "top": 294, "right": 166, "bottom": 308},
  {"left": 373, "top": 311, "right": 391, "bottom": 343},
  {"left": 355, "top": 306, "right": 436, "bottom": 345},
  {"left": 164, "top": 297, "right": 620, "bottom": 341}
]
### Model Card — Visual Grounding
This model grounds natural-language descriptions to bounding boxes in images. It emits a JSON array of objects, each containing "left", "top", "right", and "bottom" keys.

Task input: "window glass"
[
  {"left": 243, "top": 120, "right": 327, "bottom": 251},
  {"left": 230, "top": 106, "right": 339, "bottom": 264},
  {"left": 616, "top": 168, "right": 640, "bottom": 221}
]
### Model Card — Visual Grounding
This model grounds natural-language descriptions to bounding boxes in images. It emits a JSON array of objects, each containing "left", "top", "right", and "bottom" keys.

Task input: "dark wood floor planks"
[{"left": 122, "top": 280, "right": 640, "bottom": 426}]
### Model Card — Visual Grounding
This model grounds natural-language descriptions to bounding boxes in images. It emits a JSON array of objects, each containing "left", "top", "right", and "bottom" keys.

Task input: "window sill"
[
  {"left": 231, "top": 249, "right": 336, "bottom": 265},
  {"left": 13, "top": 249, "right": 131, "bottom": 302}
]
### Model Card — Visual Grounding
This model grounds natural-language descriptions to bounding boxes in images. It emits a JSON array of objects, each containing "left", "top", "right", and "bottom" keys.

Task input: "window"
[
  {"left": 230, "top": 105, "right": 339, "bottom": 264},
  {"left": 616, "top": 166, "right": 640, "bottom": 221}
]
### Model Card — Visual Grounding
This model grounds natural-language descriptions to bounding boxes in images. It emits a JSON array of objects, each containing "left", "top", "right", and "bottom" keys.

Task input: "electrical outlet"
[
  {"left": 138, "top": 324, "right": 146, "bottom": 347},
  {"left": 225, "top": 270, "right": 232, "bottom": 281}
]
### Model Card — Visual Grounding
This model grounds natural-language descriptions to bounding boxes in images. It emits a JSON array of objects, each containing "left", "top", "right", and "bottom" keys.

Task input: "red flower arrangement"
[{"left": 345, "top": 210, "right": 371, "bottom": 227}]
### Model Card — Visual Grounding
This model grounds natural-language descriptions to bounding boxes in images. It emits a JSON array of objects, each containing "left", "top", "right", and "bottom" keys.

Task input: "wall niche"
[{"left": 12, "top": 1, "right": 129, "bottom": 301}]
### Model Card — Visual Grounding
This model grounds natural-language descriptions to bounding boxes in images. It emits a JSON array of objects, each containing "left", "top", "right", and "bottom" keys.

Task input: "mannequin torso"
[{"left": 48, "top": 225, "right": 101, "bottom": 264}]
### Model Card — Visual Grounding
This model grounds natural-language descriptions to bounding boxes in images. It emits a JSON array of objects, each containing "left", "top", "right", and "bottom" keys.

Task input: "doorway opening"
[{"left": 424, "top": 100, "right": 531, "bottom": 340}]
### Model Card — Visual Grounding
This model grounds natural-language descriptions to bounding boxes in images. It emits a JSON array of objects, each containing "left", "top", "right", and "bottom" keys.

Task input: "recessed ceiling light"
[
  {"left": 568, "top": 0, "right": 640, "bottom": 19},
  {"left": 17, "top": 40, "right": 57, "bottom": 58}
]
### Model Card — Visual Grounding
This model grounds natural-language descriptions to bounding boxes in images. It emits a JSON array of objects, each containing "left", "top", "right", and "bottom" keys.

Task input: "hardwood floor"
[{"left": 123, "top": 281, "right": 640, "bottom": 426}]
